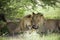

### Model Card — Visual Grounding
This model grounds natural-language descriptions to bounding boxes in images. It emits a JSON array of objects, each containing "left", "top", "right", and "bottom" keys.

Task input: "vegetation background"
[{"left": 0, "top": 0, "right": 60, "bottom": 19}]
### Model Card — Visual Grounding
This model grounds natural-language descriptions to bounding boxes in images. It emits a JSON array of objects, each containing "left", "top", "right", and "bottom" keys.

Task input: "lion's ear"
[
  {"left": 27, "top": 15, "right": 32, "bottom": 18},
  {"left": 32, "top": 12, "right": 35, "bottom": 15},
  {"left": 40, "top": 14, "right": 43, "bottom": 16},
  {"left": 37, "top": 13, "right": 43, "bottom": 16}
]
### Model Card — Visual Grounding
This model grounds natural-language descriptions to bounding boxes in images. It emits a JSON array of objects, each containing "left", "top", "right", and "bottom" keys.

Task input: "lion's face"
[
  {"left": 20, "top": 14, "right": 33, "bottom": 32},
  {"left": 24, "top": 15, "right": 33, "bottom": 30},
  {"left": 32, "top": 13, "right": 44, "bottom": 29}
]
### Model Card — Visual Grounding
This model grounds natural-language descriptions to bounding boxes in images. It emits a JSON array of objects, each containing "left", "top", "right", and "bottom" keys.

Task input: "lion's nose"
[{"left": 32, "top": 25, "right": 39, "bottom": 29}]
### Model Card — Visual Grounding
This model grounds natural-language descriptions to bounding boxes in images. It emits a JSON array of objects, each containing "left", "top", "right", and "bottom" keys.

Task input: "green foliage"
[
  {"left": 0, "top": 0, "right": 60, "bottom": 19},
  {"left": 43, "top": 8, "right": 60, "bottom": 19},
  {"left": 40, "top": 0, "right": 59, "bottom": 6},
  {"left": 0, "top": 21, "right": 6, "bottom": 28}
]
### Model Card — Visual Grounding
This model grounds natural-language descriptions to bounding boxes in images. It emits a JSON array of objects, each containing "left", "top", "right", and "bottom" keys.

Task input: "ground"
[{"left": 0, "top": 30, "right": 60, "bottom": 40}]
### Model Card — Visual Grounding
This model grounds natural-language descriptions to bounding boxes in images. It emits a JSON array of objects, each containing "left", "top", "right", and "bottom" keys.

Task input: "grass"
[
  {"left": 0, "top": 31, "right": 60, "bottom": 40},
  {"left": 0, "top": 37, "right": 7, "bottom": 40}
]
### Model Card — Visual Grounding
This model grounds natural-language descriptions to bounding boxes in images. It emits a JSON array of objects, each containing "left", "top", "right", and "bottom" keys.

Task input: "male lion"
[
  {"left": 44, "top": 19, "right": 58, "bottom": 33},
  {"left": 32, "top": 12, "right": 47, "bottom": 34},
  {"left": 56, "top": 20, "right": 60, "bottom": 32},
  {"left": 7, "top": 14, "right": 33, "bottom": 36},
  {"left": 7, "top": 21, "right": 20, "bottom": 36},
  {"left": 19, "top": 14, "right": 33, "bottom": 33}
]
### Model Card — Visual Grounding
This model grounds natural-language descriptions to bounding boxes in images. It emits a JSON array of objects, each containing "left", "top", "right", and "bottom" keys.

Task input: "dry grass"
[{"left": 0, "top": 30, "right": 60, "bottom": 40}]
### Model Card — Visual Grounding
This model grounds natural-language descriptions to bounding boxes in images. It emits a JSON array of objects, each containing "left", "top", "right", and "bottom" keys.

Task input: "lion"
[
  {"left": 19, "top": 14, "right": 33, "bottom": 33},
  {"left": 32, "top": 12, "right": 60, "bottom": 34},
  {"left": 6, "top": 14, "right": 33, "bottom": 36},
  {"left": 32, "top": 12, "right": 47, "bottom": 35},
  {"left": 44, "top": 19, "right": 58, "bottom": 33},
  {"left": 56, "top": 20, "right": 60, "bottom": 32},
  {"left": 7, "top": 21, "right": 20, "bottom": 36}
]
